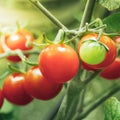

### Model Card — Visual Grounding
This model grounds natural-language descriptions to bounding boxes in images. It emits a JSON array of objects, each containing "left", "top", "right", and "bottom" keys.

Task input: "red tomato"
[
  {"left": 78, "top": 33, "right": 117, "bottom": 69},
  {"left": 3, "top": 73, "right": 33, "bottom": 105},
  {"left": 82, "top": 62, "right": 97, "bottom": 71},
  {"left": 39, "top": 44, "right": 79, "bottom": 83},
  {"left": 100, "top": 57, "right": 120, "bottom": 80},
  {"left": 0, "top": 89, "right": 4, "bottom": 108},
  {"left": 24, "top": 66, "right": 63, "bottom": 100},
  {"left": 4, "top": 29, "right": 34, "bottom": 62}
]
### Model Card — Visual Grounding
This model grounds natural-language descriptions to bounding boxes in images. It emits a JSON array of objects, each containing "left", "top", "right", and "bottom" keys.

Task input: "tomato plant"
[
  {"left": 38, "top": 44, "right": 79, "bottom": 83},
  {"left": 24, "top": 66, "right": 63, "bottom": 100},
  {"left": 78, "top": 33, "right": 117, "bottom": 69},
  {"left": 0, "top": 88, "right": 4, "bottom": 109},
  {"left": 0, "top": 0, "right": 120, "bottom": 120},
  {"left": 100, "top": 57, "right": 120, "bottom": 80},
  {"left": 3, "top": 73, "right": 33, "bottom": 105}
]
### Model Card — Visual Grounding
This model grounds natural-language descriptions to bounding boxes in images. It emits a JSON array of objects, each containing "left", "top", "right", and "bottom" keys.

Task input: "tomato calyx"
[{"left": 8, "top": 64, "right": 26, "bottom": 74}]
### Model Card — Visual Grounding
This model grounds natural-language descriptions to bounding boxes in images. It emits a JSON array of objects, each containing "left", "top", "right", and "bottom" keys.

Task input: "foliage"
[{"left": 104, "top": 97, "right": 120, "bottom": 120}]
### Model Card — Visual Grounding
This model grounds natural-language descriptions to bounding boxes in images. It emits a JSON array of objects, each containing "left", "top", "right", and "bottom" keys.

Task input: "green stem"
[
  {"left": 78, "top": 85, "right": 120, "bottom": 119},
  {"left": 29, "top": 0, "right": 68, "bottom": 30},
  {"left": 79, "top": 0, "right": 96, "bottom": 29},
  {"left": 83, "top": 71, "right": 100, "bottom": 85},
  {"left": 72, "top": 88, "right": 86, "bottom": 120}
]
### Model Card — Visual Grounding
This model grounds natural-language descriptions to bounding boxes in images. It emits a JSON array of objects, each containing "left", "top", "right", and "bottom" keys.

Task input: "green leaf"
[
  {"left": 104, "top": 97, "right": 120, "bottom": 120},
  {"left": 98, "top": 0, "right": 120, "bottom": 11},
  {"left": 103, "top": 12, "right": 120, "bottom": 33}
]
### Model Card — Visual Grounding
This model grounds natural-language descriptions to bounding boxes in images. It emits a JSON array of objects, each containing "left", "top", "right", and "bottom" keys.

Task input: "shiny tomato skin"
[
  {"left": 3, "top": 73, "right": 33, "bottom": 106},
  {"left": 0, "top": 89, "right": 4, "bottom": 109},
  {"left": 24, "top": 67, "right": 63, "bottom": 100},
  {"left": 78, "top": 33, "right": 117, "bottom": 69},
  {"left": 100, "top": 57, "right": 120, "bottom": 80},
  {"left": 4, "top": 29, "right": 34, "bottom": 62},
  {"left": 39, "top": 44, "right": 79, "bottom": 83}
]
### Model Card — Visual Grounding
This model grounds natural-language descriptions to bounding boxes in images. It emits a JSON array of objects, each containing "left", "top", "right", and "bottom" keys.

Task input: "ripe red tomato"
[
  {"left": 0, "top": 89, "right": 4, "bottom": 108},
  {"left": 4, "top": 29, "right": 34, "bottom": 62},
  {"left": 3, "top": 73, "right": 33, "bottom": 105},
  {"left": 100, "top": 57, "right": 120, "bottom": 80},
  {"left": 78, "top": 33, "right": 117, "bottom": 69},
  {"left": 39, "top": 44, "right": 79, "bottom": 83},
  {"left": 24, "top": 66, "right": 63, "bottom": 100}
]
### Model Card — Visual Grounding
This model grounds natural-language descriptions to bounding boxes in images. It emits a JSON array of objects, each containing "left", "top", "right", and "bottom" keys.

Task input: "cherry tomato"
[
  {"left": 0, "top": 89, "right": 4, "bottom": 109},
  {"left": 78, "top": 33, "right": 117, "bottom": 69},
  {"left": 39, "top": 44, "right": 79, "bottom": 83},
  {"left": 4, "top": 29, "right": 34, "bottom": 62},
  {"left": 79, "top": 40, "right": 107, "bottom": 65},
  {"left": 3, "top": 73, "right": 33, "bottom": 105},
  {"left": 24, "top": 66, "right": 63, "bottom": 100},
  {"left": 100, "top": 57, "right": 120, "bottom": 80}
]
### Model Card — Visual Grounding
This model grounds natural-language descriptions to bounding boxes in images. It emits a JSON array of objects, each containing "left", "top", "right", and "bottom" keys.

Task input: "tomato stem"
[
  {"left": 54, "top": 29, "right": 66, "bottom": 44},
  {"left": 78, "top": 85, "right": 120, "bottom": 119},
  {"left": 8, "top": 64, "right": 25, "bottom": 74},
  {"left": 29, "top": 0, "right": 68, "bottom": 30},
  {"left": 79, "top": 0, "right": 96, "bottom": 29}
]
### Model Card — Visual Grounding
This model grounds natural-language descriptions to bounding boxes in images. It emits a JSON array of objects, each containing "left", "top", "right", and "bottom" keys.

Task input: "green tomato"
[{"left": 79, "top": 41, "right": 107, "bottom": 65}]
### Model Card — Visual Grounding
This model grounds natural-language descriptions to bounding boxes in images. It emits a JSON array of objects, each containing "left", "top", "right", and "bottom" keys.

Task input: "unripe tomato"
[
  {"left": 78, "top": 33, "right": 117, "bottom": 69},
  {"left": 24, "top": 66, "right": 63, "bottom": 100},
  {"left": 39, "top": 44, "right": 79, "bottom": 83},
  {"left": 4, "top": 29, "right": 34, "bottom": 62},
  {"left": 3, "top": 73, "right": 33, "bottom": 105},
  {"left": 100, "top": 57, "right": 120, "bottom": 80},
  {"left": 0, "top": 89, "right": 4, "bottom": 109},
  {"left": 79, "top": 40, "right": 107, "bottom": 65}
]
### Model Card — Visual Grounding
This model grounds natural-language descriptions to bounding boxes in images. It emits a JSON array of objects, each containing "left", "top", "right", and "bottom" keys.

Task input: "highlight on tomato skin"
[
  {"left": 0, "top": 88, "right": 4, "bottom": 109},
  {"left": 100, "top": 57, "right": 120, "bottom": 80},
  {"left": 3, "top": 73, "right": 33, "bottom": 106},
  {"left": 78, "top": 33, "right": 117, "bottom": 69},
  {"left": 24, "top": 66, "right": 63, "bottom": 100},
  {"left": 38, "top": 44, "right": 79, "bottom": 83}
]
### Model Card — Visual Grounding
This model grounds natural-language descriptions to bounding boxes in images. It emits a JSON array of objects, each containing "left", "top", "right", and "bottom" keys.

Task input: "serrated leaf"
[
  {"left": 104, "top": 97, "right": 120, "bottom": 120},
  {"left": 98, "top": 0, "right": 120, "bottom": 11},
  {"left": 103, "top": 12, "right": 120, "bottom": 33}
]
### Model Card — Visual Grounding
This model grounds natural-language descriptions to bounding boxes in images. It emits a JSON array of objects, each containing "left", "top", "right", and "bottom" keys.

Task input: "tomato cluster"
[
  {"left": 0, "top": 29, "right": 119, "bottom": 109},
  {"left": 2, "top": 66, "right": 63, "bottom": 106},
  {"left": 78, "top": 33, "right": 120, "bottom": 80}
]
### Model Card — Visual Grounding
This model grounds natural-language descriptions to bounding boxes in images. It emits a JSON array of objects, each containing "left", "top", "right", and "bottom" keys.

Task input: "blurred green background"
[{"left": 0, "top": 0, "right": 119, "bottom": 120}]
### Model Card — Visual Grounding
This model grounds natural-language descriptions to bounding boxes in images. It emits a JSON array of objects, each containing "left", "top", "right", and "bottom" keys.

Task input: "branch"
[
  {"left": 79, "top": 0, "right": 96, "bottom": 29},
  {"left": 78, "top": 85, "right": 120, "bottom": 119},
  {"left": 29, "top": 0, "right": 68, "bottom": 30}
]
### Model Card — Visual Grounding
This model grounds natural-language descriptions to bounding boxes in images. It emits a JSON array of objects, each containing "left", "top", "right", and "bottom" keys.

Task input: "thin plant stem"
[
  {"left": 79, "top": 0, "right": 96, "bottom": 29},
  {"left": 77, "top": 85, "right": 120, "bottom": 119},
  {"left": 72, "top": 88, "right": 86, "bottom": 120},
  {"left": 29, "top": 0, "right": 68, "bottom": 30}
]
